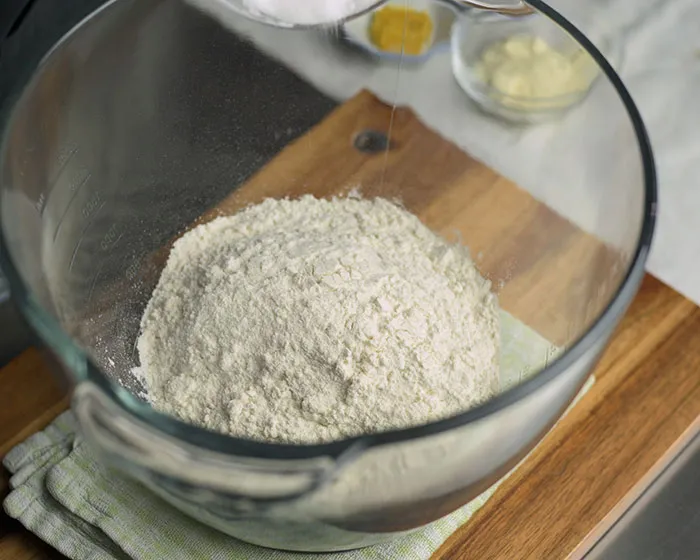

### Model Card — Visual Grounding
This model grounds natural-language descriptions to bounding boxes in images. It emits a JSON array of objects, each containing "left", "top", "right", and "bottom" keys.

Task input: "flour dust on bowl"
[{"left": 0, "top": 0, "right": 655, "bottom": 552}]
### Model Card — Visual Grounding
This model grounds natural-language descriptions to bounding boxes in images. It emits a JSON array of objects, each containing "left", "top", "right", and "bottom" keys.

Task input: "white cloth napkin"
[{"left": 3, "top": 371, "right": 594, "bottom": 560}]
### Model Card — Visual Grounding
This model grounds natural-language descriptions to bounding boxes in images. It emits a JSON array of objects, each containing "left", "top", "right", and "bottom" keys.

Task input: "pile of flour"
[{"left": 136, "top": 195, "right": 500, "bottom": 444}]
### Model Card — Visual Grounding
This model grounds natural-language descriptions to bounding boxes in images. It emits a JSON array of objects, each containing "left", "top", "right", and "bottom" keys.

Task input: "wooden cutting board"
[{"left": 2, "top": 91, "right": 700, "bottom": 559}]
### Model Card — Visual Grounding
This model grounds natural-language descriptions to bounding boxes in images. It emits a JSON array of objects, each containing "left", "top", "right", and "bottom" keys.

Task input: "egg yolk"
[{"left": 369, "top": 6, "right": 433, "bottom": 56}]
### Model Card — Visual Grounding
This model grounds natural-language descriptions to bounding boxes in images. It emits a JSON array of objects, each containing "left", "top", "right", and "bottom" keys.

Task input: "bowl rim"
[{"left": 0, "top": 0, "right": 656, "bottom": 461}]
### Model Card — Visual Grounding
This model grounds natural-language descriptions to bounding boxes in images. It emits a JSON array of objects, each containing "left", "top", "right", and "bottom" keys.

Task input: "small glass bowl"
[
  {"left": 340, "top": 0, "right": 460, "bottom": 64},
  {"left": 451, "top": 9, "right": 610, "bottom": 123}
]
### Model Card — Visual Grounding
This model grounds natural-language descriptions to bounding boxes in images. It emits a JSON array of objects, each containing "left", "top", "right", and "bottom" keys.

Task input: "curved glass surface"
[{"left": 0, "top": 0, "right": 655, "bottom": 463}]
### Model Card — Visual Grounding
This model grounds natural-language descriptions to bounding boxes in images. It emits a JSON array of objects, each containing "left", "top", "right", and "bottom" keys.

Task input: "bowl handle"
[{"left": 72, "top": 381, "right": 365, "bottom": 515}]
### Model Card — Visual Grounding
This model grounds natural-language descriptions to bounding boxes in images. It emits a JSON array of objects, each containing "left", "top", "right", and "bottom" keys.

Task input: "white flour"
[
  {"left": 137, "top": 195, "right": 500, "bottom": 444},
  {"left": 241, "top": 0, "right": 378, "bottom": 25}
]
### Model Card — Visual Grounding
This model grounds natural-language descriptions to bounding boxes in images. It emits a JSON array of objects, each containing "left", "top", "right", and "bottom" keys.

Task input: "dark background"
[{"left": 0, "top": 0, "right": 106, "bottom": 365}]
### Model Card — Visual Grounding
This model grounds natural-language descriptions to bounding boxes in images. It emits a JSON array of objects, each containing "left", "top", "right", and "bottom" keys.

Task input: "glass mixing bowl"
[
  {"left": 0, "top": 0, "right": 655, "bottom": 552},
  {"left": 451, "top": 9, "right": 618, "bottom": 122}
]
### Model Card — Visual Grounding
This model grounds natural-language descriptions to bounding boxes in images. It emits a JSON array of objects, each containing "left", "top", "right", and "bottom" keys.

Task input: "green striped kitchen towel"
[
  {"left": 3, "top": 376, "right": 594, "bottom": 560},
  {"left": 3, "top": 313, "right": 594, "bottom": 559},
  {"left": 2, "top": 411, "right": 502, "bottom": 560}
]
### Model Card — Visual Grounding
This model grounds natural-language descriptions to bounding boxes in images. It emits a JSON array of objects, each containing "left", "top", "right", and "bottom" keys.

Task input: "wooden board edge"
[{"left": 567, "top": 413, "right": 700, "bottom": 560}]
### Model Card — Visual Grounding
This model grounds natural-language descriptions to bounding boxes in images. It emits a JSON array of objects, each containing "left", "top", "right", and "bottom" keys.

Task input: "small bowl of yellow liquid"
[{"left": 341, "top": 0, "right": 460, "bottom": 63}]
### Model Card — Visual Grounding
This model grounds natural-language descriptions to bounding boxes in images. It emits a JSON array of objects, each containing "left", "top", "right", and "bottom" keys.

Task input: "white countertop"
[
  {"left": 555, "top": 0, "right": 700, "bottom": 305},
  {"left": 197, "top": 0, "right": 700, "bottom": 304}
]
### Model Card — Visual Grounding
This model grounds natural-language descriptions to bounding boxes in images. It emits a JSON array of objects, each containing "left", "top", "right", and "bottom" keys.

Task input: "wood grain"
[
  {"left": 432, "top": 275, "right": 700, "bottom": 560},
  {"left": 569, "top": 414, "right": 700, "bottom": 559},
  {"left": 0, "top": 348, "right": 70, "bottom": 458},
  {"left": 189, "top": 91, "right": 623, "bottom": 347},
  {"left": 0, "top": 348, "right": 70, "bottom": 560}
]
